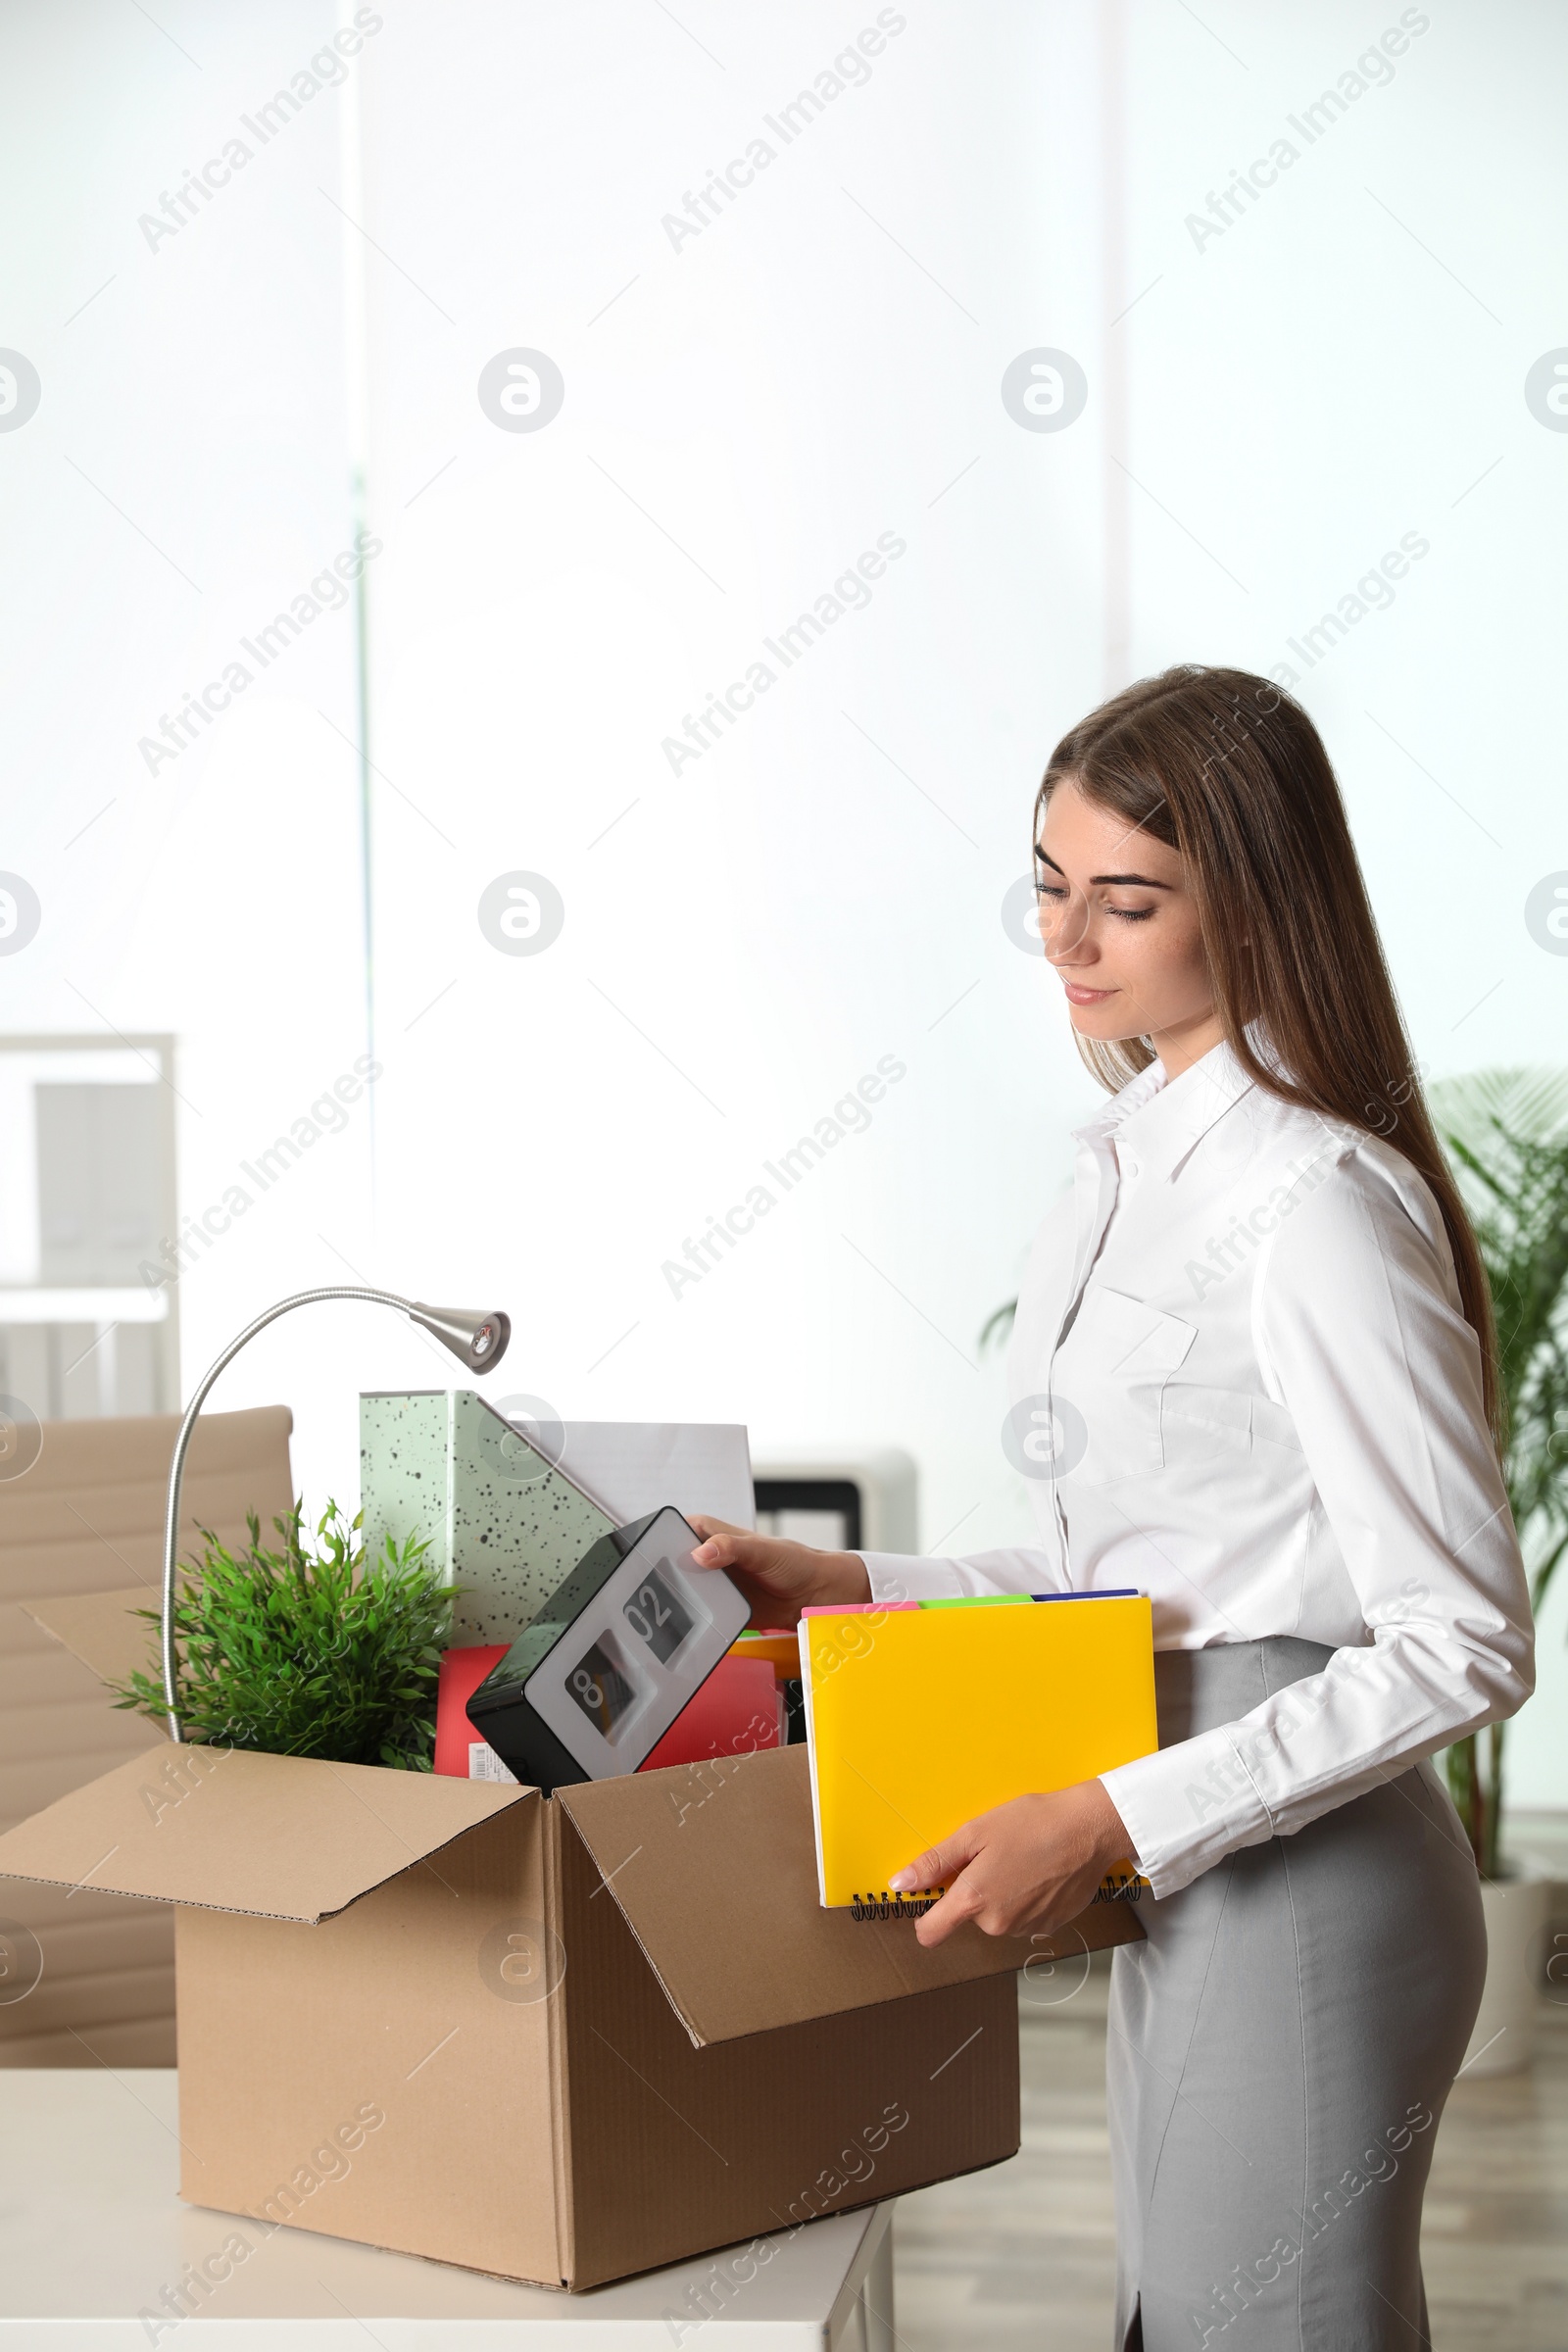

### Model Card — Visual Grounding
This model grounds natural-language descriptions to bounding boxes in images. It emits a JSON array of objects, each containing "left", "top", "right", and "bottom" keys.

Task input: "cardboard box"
[{"left": 0, "top": 1709, "right": 1140, "bottom": 2288}]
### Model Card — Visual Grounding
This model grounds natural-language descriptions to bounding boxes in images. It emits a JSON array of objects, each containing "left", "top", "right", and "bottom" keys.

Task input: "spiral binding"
[
  {"left": 849, "top": 1875, "right": 1143, "bottom": 1921},
  {"left": 849, "top": 1891, "right": 938, "bottom": 1921}
]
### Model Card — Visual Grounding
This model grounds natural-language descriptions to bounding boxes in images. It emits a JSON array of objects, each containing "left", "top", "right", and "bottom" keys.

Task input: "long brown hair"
[{"left": 1037, "top": 663, "right": 1501, "bottom": 1443}]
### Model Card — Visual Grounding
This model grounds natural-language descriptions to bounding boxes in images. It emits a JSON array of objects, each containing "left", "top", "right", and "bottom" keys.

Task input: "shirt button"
[{"left": 1122, "top": 1154, "right": 1140, "bottom": 1178}]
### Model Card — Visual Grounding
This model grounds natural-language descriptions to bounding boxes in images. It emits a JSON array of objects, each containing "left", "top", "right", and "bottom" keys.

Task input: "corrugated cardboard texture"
[
  {"left": 0, "top": 1558, "right": 1097, "bottom": 2284},
  {"left": 21, "top": 1585, "right": 173, "bottom": 1692},
  {"left": 0, "top": 1404, "right": 293, "bottom": 2066},
  {"left": 559, "top": 1745, "right": 1141, "bottom": 2046},
  {"left": 174, "top": 1801, "right": 566, "bottom": 2286},
  {"left": 165, "top": 1794, "right": 1017, "bottom": 2293},
  {"left": 0, "top": 1744, "right": 529, "bottom": 1923},
  {"left": 553, "top": 1795, "right": 1020, "bottom": 2290}
]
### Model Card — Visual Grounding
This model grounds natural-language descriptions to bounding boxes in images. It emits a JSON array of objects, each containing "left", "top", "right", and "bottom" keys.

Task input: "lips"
[{"left": 1061, "top": 981, "right": 1116, "bottom": 1004}]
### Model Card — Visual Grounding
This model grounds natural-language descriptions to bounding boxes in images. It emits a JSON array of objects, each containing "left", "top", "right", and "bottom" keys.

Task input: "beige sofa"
[{"left": 0, "top": 1406, "right": 293, "bottom": 2064}]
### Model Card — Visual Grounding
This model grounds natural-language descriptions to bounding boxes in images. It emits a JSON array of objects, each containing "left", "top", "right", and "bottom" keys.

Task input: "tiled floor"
[{"left": 894, "top": 1962, "right": 1568, "bottom": 2349}]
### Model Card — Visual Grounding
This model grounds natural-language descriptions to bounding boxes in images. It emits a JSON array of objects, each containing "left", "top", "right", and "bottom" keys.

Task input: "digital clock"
[
  {"left": 466, "top": 1505, "right": 752, "bottom": 1790},
  {"left": 562, "top": 1638, "right": 637, "bottom": 1740}
]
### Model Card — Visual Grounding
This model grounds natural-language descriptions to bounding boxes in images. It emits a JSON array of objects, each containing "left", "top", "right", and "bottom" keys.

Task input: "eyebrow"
[{"left": 1034, "top": 846, "right": 1174, "bottom": 889}]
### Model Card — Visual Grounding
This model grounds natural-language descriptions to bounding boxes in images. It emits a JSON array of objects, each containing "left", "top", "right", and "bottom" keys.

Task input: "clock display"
[
  {"left": 620, "top": 1565, "right": 694, "bottom": 1666},
  {"left": 564, "top": 1640, "right": 636, "bottom": 1740}
]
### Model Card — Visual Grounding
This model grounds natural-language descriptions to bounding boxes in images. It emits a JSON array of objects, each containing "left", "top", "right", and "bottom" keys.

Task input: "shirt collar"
[{"left": 1071, "top": 1033, "right": 1262, "bottom": 1184}]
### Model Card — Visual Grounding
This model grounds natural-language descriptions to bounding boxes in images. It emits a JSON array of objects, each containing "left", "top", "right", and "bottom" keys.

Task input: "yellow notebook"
[{"left": 799, "top": 1593, "right": 1157, "bottom": 1918}]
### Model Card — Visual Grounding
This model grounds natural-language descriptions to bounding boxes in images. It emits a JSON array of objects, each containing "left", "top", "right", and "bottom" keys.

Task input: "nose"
[{"left": 1041, "top": 890, "right": 1094, "bottom": 963}]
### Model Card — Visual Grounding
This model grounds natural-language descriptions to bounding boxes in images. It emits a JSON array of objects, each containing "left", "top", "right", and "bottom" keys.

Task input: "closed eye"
[{"left": 1034, "top": 879, "right": 1155, "bottom": 923}]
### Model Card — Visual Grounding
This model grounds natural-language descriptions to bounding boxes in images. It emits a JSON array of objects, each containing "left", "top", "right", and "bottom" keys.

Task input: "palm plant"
[{"left": 1431, "top": 1067, "right": 1568, "bottom": 1879}]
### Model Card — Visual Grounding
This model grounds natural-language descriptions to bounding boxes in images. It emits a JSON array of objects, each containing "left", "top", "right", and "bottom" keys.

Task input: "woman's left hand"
[{"left": 890, "top": 1780, "right": 1136, "bottom": 1947}]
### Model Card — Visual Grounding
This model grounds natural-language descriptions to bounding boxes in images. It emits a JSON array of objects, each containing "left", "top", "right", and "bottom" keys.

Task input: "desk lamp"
[{"left": 159, "top": 1287, "right": 510, "bottom": 1740}]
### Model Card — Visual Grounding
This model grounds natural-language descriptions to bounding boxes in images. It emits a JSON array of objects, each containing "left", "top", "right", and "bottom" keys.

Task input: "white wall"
[
  {"left": 5, "top": 1, "right": 1565, "bottom": 1801},
  {"left": 1113, "top": 0, "right": 1568, "bottom": 1806},
  {"left": 0, "top": 0, "right": 377, "bottom": 1449},
  {"left": 349, "top": 0, "right": 1112, "bottom": 1575}
]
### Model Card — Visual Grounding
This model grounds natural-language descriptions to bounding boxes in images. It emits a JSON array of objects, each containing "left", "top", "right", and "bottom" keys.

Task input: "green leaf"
[
  {"left": 105, "top": 1499, "right": 460, "bottom": 1771},
  {"left": 1429, "top": 1066, "right": 1568, "bottom": 1870}
]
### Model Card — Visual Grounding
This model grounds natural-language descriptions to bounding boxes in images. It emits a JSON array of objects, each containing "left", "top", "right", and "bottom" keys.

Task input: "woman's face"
[{"left": 1034, "top": 777, "right": 1224, "bottom": 1074}]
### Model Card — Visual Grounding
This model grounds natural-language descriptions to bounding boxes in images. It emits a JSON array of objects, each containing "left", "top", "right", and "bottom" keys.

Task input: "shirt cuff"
[
  {"left": 1101, "top": 1725, "right": 1277, "bottom": 1900},
  {"left": 857, "top": 1550, "right": 967, "bottom": 1602}
]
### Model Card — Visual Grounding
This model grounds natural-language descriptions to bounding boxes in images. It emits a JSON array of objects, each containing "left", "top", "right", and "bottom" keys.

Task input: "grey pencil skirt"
[{"left": 1107, "top": 1637, "right": 1487, "bottom": 2352}]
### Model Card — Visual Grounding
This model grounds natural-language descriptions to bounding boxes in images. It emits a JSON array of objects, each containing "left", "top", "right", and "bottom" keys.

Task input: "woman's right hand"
[{"left": 688, "top": 1515, "right": 871, "bottom": 1629}]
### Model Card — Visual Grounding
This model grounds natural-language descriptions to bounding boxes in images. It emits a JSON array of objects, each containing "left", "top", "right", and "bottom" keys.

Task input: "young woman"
[{"left": 691, "top": 665, "right": 1534, "bottom": 2351}]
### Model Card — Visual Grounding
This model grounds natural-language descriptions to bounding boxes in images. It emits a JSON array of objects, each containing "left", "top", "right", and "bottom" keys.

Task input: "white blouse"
[{"left": 858, "top": 1038, "right": 1535, "bottom": 1898}]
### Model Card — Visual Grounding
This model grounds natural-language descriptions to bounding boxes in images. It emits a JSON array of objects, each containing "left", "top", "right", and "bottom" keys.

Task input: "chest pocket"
[
  {"left": 1057, "top": 1287, "right": 1197, "bottom": 1484},
  {"left": 1160, "top": 1382, "right": 1254, "bottom": 1464},
  {"left": 1160, "top": 1385, "right": 1303, "bottom": 1471}
]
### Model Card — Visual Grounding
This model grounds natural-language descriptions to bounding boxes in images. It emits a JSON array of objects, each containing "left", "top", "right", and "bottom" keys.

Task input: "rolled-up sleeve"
[{"left": 1100, "top": 1150, "right": 1535, "bottom": 1897}]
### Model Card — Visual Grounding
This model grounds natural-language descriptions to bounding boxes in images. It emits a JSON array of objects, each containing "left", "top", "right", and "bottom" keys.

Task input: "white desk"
[{"left": 0, "top": 2071, "right": 896, "bottom": 2348}]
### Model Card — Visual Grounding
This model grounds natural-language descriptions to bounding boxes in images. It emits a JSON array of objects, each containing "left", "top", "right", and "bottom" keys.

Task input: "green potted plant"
[
  {"left": 1430, "top": 1067, "right": 1568, "bottom": 2074},
  {"left": 111, "top": 1501, "right": 456, "bottom": 1768}
]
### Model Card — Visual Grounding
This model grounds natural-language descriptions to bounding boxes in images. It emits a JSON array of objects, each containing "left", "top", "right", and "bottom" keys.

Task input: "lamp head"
[{"left": 408, "top": 1301, "right": 512, "bottom": 1373}]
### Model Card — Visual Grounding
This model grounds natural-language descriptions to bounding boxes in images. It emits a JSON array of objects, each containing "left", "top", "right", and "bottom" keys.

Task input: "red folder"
[
  {"left": 639, "top": 1653, "right": 781, "bottom": 1771},
  {"left": 435, "top": 1644, "right": 781, "bottom": 1781},
  {"left": 434, "top": 1643, "right": 510, "bottom": 1778}
]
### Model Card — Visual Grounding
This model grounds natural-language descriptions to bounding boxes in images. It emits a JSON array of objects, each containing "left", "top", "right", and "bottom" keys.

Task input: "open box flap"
[
  {"left": 0, "top": 1743, "right": 535, "bottom": 1923},
  {"left": 22, "top": 1587, "right": 165, "bottom": 1694},
  {"left": 557, "top": 1743, "right": 1140, "bottom": 2047}
]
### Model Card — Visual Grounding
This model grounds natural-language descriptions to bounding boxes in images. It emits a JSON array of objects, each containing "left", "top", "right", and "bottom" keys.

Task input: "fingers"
[
  {"left": 689, "top": 1521, "right": 782, "bottom": 1572},
  {"left": 690, "top": 1523, "right": 792, "bottom": 1581},
  {"left": 889, "top": 1823, "right": 978, "bottom": 1901},
  {"left": 687, "top": 1524, "right": 869, "bottom": 1623},
  {"left": 903, "top": 1833, "right": 988, "bottom": 1949},
  {"left": 909, "top": 1826, "right": 1035, "bottom": 1947},
  {"left": 887, "top": 1845, "right": 948, "bottom": 1897},
  {"left": 912, "top": 1877, "right": 977, "bottom": 1948},
  {"left": 903, "top": 1793, "right": 1113, "bottom": 1947},
  {"left": 688, "top": 1514, "right": 748, "bottom": 1547},
  {"left": 688, "top": 1525, "right": 740, "bottom": 1566},
  {"left": 687, "top": 1525, "right": 800, "bottom": 1633}
]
